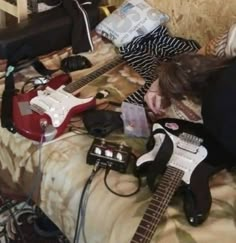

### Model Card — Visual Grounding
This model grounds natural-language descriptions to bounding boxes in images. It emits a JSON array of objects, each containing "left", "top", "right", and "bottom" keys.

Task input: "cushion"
[
  {"left": 95, "top": 0, "right": 169, "bottom": 47},
  {"left": 197, "top": 23, "right": 236, "bottom": 57}
]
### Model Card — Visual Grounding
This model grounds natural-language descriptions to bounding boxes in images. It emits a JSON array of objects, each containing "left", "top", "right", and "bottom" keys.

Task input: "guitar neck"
[
  {"left": 131, "top": 166, "right": 184, "bottom": 243},
  {"left": 64, "top": 55, "right": 124, "bottom": 94}
]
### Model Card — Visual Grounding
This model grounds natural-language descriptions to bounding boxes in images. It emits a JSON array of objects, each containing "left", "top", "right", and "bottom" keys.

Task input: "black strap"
[
  {"left": 1, "top": 65, "right": 17, "bottom": 133},
  {"left": 13, "top": 57, "right": 58, "bottom": 76},
  {"left": 1, "top": 45, "right": 58, "bottom": 133},
  {"left": 32, "top": 59, "right": 58, "bottom": 76},
  {"left": 146, "top": 128, "right": 174, "bottom": 192}
]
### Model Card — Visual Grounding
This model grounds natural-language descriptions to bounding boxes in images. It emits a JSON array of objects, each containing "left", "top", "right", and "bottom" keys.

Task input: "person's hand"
[
  {"left": 144, "top": 80, "right": 166, "bottom": 116},
  {"left": 144, "top": 91, "right": 166, "bottom": 116}
]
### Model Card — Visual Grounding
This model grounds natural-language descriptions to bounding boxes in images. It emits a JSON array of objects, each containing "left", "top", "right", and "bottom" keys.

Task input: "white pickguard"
[
  {"left": 30, "top": 86, "right": 94, "bottom": 127},
  {"left": 137, "top": 123, "right": 208, "bottom": 184}
]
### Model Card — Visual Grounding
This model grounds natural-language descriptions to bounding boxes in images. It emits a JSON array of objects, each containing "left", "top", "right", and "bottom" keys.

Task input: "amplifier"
[{"left": 87, "top": 138, "right": 132, "bottom": 173}]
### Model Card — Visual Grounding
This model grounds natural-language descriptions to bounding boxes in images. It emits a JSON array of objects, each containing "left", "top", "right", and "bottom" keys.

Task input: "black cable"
[
  {"left": 20, "top": 75, "right": 50, "bottom": 93},
  {"left": 73, "top": 163, "right": 100, "bottom": 243},
  {"left": 104, "top": 167, "right": 141, "bottom": 197}
]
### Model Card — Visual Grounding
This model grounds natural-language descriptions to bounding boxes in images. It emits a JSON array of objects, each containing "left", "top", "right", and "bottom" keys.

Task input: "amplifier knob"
[
  {"left": 105, "top": 149, "right": 113, "bottom": 157},
  {"left": 94, "top": 147, "right": 102, "bottom": 155},
  {"left": 116, "top": 152, "right": 123, "bottom": 161}
]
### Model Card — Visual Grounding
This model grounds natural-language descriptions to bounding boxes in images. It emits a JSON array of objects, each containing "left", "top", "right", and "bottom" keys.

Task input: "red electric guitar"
[{"left": 13, "top": 56, "right": 123, "bottom": 142}]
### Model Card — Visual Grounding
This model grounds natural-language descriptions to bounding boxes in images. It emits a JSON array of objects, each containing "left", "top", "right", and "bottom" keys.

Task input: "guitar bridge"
[{"left": 177, "top": 133, "right": 203, "bottom": 154}]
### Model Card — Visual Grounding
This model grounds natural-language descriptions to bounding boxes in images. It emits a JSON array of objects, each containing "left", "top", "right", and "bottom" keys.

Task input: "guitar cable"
[
  {"left": 20, "top": 75, "right": 50, "bottom": 93},
  {"left": 73, "top": 153, "right": 141, "bottom": 243},
  {"left": 73, "top": 162, "right": 101, "bottom": 243},
  {"left": 103, "top": 162, "right": 142, "bottom": 198}
]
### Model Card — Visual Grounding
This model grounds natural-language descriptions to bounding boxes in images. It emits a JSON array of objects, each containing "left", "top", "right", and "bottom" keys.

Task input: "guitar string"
[
  {"left": 137, "top": 174, "right": 178, "bottom": 242},
  {"left": 137, "top": 169, "right": 182, "bottom": 243},
  {"left": 132, "top": 167, "right": 183, "bottom": 243},
  {"left": 140, "top": 168, "right": 183, "bottom": 243},
  {"left": 131, "top": 174, "right": 180, "bottom": 243},
  {"left": 73, "top": 57, "right": 123, "bottom": 90},
  {"left": 143, "top": 168, "right": 183, "bottom": 242},
  {"left": 131, "top": 167, "right": 180, "bottom": 243},
  {"left": 64, "top": 56, "right": 124, "bottom": 94}
]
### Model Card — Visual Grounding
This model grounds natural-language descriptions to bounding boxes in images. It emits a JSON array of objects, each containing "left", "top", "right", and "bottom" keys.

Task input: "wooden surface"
[{"left": 0, "top": 0, "right": 28, "bottom": 27}]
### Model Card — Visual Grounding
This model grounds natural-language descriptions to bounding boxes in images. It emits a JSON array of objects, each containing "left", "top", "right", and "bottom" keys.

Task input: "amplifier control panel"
[{"left": 87, "top": 138, "right": 132, "bottom": 173}]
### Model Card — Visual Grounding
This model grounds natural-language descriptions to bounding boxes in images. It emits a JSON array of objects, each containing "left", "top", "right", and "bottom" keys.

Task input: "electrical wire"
[
  {"left": 103, "top": 167, "right": 141, "bottom": 197},
  {"left": 73, "top": 163, "right": 101, "bottom": 243},
  {"left": 20, "top": 75, "right": 50, "bottom": 93},
  {"left": 76, "top": 183, "right": 90, "bottom": 243}
]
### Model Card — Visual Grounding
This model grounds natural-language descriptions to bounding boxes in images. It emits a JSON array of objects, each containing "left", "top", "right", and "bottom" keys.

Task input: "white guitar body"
[
  {"left": 30, "top": 86, "right": 94, "bottom": 127},
  {"left": 132, "top": 118, "right": 224, "bottom": 241},
  {"left": 136, "top": 123, "right": 208, "bottom": 184}
]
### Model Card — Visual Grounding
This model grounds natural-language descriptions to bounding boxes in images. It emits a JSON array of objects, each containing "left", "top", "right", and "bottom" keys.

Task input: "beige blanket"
[{"left": 0, "top": 32, "right": 236, "bottom": 243}]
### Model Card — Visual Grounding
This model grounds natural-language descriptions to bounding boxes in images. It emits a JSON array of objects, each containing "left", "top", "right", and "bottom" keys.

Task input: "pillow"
[
  {"left": 95, "top": 0, "right": 169, "bottom": 47},
  {"left": 197, "top": 23, "right": 236, "bottom": 57}
]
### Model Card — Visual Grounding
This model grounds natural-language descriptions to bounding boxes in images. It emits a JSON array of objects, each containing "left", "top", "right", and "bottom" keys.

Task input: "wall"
[{"left": 106, "top": 0, "right": 236, "bottom": 45}]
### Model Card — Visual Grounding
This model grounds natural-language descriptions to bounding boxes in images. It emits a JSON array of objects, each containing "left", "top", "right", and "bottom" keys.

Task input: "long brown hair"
[{"left": 157, "top": 54, "right": 231, "bottom": 103}]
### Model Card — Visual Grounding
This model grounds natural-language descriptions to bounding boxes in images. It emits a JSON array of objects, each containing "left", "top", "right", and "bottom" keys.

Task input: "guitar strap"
[
  {"left": 1, "top": 65, "right": 16, "bottom": 133},
  {"left": 146, "top": 128, "right": 174, "bottom": 192},
  {"left": 1, "top": 45, "right": 58, "bottom": 133}
]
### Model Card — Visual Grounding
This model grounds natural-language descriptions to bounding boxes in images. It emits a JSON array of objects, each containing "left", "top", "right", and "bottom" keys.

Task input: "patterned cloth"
[
  {"left": 119, "top": 25, "right": 200, "bottom": 105},
  {"left": 198, "top": 23, "right": 236, "bottom": 57},
  {"left": 1, "top": 33, "right": 236, "bottom": 243}
]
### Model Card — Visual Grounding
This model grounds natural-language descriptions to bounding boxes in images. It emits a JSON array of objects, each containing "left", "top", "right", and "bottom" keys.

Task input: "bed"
[{"left": 0, "top": 0, "right": 236, "bottom": 242}]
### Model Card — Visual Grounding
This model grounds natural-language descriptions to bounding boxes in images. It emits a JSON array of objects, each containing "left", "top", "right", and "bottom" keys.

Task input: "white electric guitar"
[{"left": 131, "top": 118, "right": 225, "bottom": 243}]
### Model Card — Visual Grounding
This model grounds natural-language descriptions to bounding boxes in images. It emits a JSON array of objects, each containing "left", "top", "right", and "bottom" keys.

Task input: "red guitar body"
[{"left": 13, "top": 74, "right": 96, "bottom": 142}]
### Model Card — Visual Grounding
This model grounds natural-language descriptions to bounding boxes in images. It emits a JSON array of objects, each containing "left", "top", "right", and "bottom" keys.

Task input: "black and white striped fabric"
[{"left": 119, "top": 25, "right": 200, "bottom": 105}]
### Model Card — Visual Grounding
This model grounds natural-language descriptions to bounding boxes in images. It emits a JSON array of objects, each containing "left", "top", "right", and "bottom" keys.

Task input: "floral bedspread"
[{"left": 0, "top": 34, "right": 236, "bottom": 243}]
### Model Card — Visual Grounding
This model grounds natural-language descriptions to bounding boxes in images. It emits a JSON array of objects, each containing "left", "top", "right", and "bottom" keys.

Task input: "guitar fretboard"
[
  {"left": 131, "top": 166, "right": 184, "bottom": 243},
  {"left": 63, "top": 56, "right": 124, "bottom": 94}
]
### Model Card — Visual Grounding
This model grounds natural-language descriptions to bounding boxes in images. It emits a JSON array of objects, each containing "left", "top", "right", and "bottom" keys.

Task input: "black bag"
[
  {"left": 0, "top": 3, "right": 100, "bottom": 60},
  {"left": 82, "top": 110, "right": 123, "bottom": 137}
]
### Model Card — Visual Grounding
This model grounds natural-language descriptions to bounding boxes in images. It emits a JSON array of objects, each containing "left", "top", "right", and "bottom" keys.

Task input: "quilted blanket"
[{"left": 0, "top": 29, "right": 236, "bottom": 243}]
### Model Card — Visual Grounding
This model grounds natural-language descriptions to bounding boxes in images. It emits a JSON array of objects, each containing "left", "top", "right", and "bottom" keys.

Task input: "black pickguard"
[{"left": 136, "top": 118, "right": 234, "bottom": 226}]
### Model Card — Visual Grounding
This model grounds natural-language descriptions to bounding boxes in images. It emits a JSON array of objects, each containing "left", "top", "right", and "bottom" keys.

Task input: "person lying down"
[{"left": 144, "top": 53, "right": 236, "bottom": 162}]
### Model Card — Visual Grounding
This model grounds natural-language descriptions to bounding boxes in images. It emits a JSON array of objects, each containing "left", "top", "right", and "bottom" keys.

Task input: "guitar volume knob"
[
  {"left": 116, "top": 152, "right": 123, "bottom": 161},
  {"left": 105, "top": 149, "right": 113, "bottom": 157},
  {"left": 94, "top": 147, "right": 102, "bottom": 155}
]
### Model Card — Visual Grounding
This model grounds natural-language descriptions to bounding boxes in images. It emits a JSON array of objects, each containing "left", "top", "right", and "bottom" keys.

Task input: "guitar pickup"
[
  {"left": 30, "top": 103, "right": 45, "bottom": 115},
  {"left": 177, "top": 141, "right": 199, "bottom": 154},
  {"left": 177, "top": 133, "right": 203, "bottom": 154}
]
